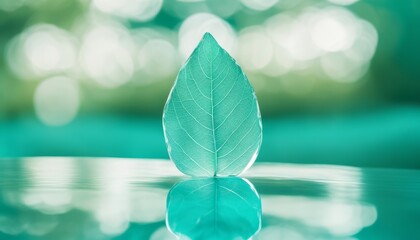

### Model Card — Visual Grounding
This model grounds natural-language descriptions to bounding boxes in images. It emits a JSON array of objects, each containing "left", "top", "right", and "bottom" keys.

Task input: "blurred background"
[
  {"left": 1, "top": 2, "right": 420, "bottom": 239},
  {"left": 1, "top": 0, "right": 420, "bottom": 168}
]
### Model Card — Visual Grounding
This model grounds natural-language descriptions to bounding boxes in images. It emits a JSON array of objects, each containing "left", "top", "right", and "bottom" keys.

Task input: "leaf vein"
[
  {"left": 212, "top": 64, "right": 231, "bottom": 92},
  {"left": 167, "top": 132, "right": 213, "bottom": 175},
  {"left": 174, "top": 89, "right": 212, "bottom": 130},
  {"left": 197, "top": 48, "right": 211, "bottom": 79},
  {"left": 218, "top": 116, "right": 259, "bottom": 158},
  {"left": 219, "top": 186, "right": 254, "bottom": 208},
  {"left": 215, "top": 88, "right": 251, "bottom": 131},
  {"left": 183, "top": 70, "right": 211, "bottom": 115},
  {"left": 216, "top": 103, "right": 256, "bottom": 152},
  {"left": 188, "top": 68, "right": 211, "bottom": 99},
  {"left": 214, "top": 75, "right": 241, "bottom": 107},
  {"left": 218, "top": 134, "right": 261, "bottom": 173},
  {"left": 172, "top": 103, "right": 214, "bottom": 153}
]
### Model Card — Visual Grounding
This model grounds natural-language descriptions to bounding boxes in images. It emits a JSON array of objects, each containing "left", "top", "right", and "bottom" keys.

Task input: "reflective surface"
[
  {"left": 0, "top": 158, "right": 419, "bottom": 239},
  {"left": 167, "top": 178, "right": 261, "bottom": 239}
]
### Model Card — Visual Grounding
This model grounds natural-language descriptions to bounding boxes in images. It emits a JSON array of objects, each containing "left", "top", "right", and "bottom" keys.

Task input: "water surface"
[{"left": 0, "top": 158, "right": 419, "bottom": 239}]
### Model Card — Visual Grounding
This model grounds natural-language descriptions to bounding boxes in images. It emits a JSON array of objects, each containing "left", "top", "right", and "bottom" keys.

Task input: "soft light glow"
[
  {"left": 246, "top": 163, "right": 361, "bottom": 183},
  {"left": 21, "top": 191, "right": 72, "bottom": 215},
  {"left": 93, "top": 0, "right": 163, "bottom": 22},
  {"left": 96, "top": 203, "right": 130, "bottom": 235},
  {"left": 237, "top": 27, "right": 273, "bottom": 71},
  {"left": 272, "top": 16, "right": 320, "bottom": 61},
  {"left": 150, "top": 227, "right": 178, "bottom": 240},
  {"left": 138, "top": 39, "right": 179, "bottom": 80},
  {"left": 7, "top": 24, "right": 76, "bottom": 79},
  {"left": 24, "top": 25, "right": 76, "bottom": 74},
  {"left": 3, "top": 159, "right": 183, "bottom": 238},
  {"left": 263, "top": 196, "right": 377, "bottom": 236},
  {"left": 21, "top": 157, "right": 76, "bottom": 215},
  {"left": 129, "top": 190, "right": 167, "bottom": 223},
  {"left": 263, "top": 6, "right": 378, "bottom": 83},
  {"left": 178, "top": 13, "right": 237, "bottom": 60},
  {"left": 92, "top": 160, "right": 136, "bottom": 235},
  {"left": 263, "top": 46, "right": 294, "bottom": 76},
  {"left": 92, "top": 159, "right": 167, "bottom": 235},
  {"left": 310, "top": 9, "right": 356, "bottom": 52},
  {"left": 25, "top": 32, "right": 59, "bottom": 71},
  {"left": 240, "top": 0, "right": 279, "bottom": 11},
  {"left": 23, "top": 157, "right": 76, "bottom": 188},
  {"left": 319, "top": 19, "right": 377, "bottom": 82},
  {"left": 345, "top": 20, "right": 378, "bottom": 62},
  {"left": 264, "top": 14, "right": 299, "bottom": 74},
  {"left": 247, "top": 163, "right": 377, "bottom": 237},
  {"left": 320, "top": 52, "right": 368, "bottom": 82},
  {"left": 80, "top": 25, "right": 134, "bottom": 88},
  {"left": 34, "top": 76, "right": 79, "bottom": 126}
]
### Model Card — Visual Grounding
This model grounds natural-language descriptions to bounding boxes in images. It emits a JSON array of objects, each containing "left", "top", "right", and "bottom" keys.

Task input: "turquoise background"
[{"left": 1, "top": 0, "right": 420, "bottom": 168}]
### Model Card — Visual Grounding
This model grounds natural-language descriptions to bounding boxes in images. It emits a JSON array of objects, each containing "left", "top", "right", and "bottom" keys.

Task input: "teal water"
[
  {"left": 2, "top": 106, "right": 420, "bottom": 169},
  {"left": 0, "top": 158, "right": 419, "bottom": 239}
]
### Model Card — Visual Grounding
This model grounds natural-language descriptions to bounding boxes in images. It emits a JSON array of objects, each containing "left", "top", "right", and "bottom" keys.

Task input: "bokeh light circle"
[
  {"left": 138, "top": 39, "right": 179, "bottom": 79},
  {"left": 237, "top": 27, "right": 273, "bottom": 71},
  {"left": 6, "top": 24, "right": 76, "bottom": 80},
  {"left": 34, "top": 76, "right": 79, "bottom": 126},
  {"left": 310, "top": 8, "right": 357, "bottom": 52},
  {"left": 92, "top": 0, "right": 163, "bottom": 22},
  {"left": 240, "top": 0, "right": 279, "bottom": 11},
  {"left": 80, "top": 25, "right": 135, "bottom": 88},
  {"left": 178, "top": 13, "right": 237, "bottom": 60}
]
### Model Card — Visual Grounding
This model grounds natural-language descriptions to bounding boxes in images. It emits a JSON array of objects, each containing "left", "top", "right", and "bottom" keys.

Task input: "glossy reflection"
[
  {"left": 0, "top": 158, "right": 419, "bottom": 239},
  {"left": 166, "top": 177, "right": 262, "bottom": 240}
]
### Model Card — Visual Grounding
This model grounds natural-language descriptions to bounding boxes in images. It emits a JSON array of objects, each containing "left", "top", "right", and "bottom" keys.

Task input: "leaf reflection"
[{"left": 166, "top": 177, "right": 261, "bottom": 240}]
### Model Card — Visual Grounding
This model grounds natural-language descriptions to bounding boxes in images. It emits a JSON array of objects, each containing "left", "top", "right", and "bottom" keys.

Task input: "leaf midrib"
[{"left": 209, "top": 50, "right": 218, "bottom": 176}]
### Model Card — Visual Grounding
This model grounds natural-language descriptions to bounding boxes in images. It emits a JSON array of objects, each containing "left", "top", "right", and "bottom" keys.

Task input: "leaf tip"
[
  {"left": 201, "top": 32, "right": 218, "bottom": 44},
  {"left": 202, "top": 32, "right": 214, "bottom": 39},
  {"left": 199, "top": 32, "right": 221, "bottom": 59}
]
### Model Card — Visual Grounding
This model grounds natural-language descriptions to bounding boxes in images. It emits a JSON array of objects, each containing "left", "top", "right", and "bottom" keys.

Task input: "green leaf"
[
  {"left": 166, "top": 177, "right": 262, "bottom": 240},
  {"left": 162, "top": 33, "right": 263, "bottom": 176}
]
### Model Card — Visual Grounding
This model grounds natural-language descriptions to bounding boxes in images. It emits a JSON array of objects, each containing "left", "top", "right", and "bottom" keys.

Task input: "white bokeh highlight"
[{"left": 34, "top": 76, "right": 80, "bottom": 126}]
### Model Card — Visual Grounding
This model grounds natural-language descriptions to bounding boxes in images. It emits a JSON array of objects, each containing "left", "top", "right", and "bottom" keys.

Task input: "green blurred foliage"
[
  {"left": 0, "top": 0, "right": 419, "bottom": 119},
  {"left": 0, "top": 0, "right": 420, "bottom": 167}
]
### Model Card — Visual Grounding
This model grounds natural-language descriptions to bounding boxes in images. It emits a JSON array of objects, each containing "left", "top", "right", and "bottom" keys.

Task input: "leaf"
[
  {"left": 166, "top": 177, "right": 262, "bottom": 240},
  {"left": 162, "top": 32, "right": 263, "bottom": 176}
]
